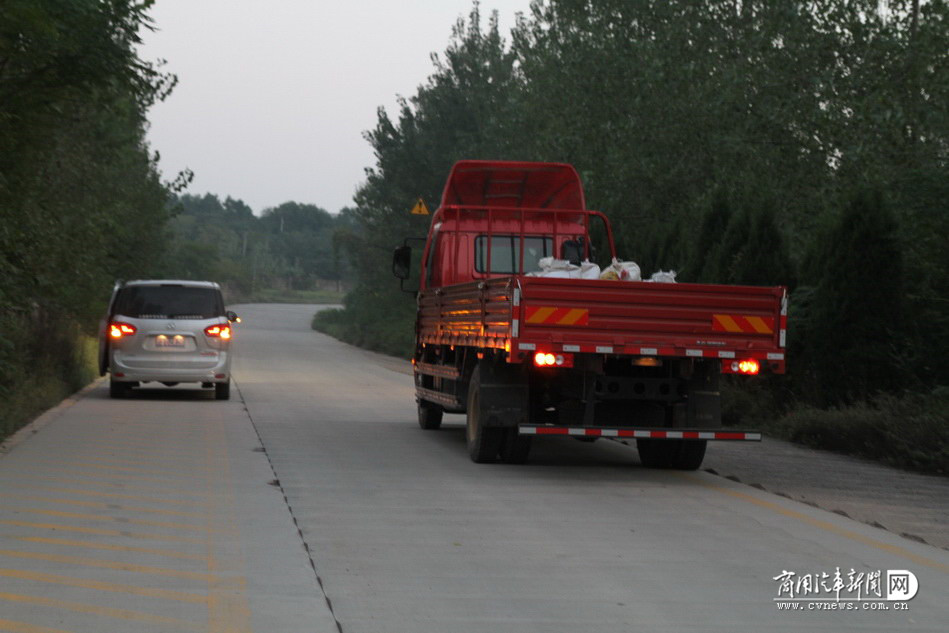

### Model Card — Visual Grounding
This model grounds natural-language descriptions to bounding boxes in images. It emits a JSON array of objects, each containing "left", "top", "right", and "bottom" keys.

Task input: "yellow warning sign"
[{"left": 410, "top": 198, "right": 429, "bottom": 215}]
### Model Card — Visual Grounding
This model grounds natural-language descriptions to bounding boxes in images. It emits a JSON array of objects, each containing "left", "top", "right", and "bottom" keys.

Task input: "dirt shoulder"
[{"left": 703, "top": 437, "right": 949, "bottom": 550}]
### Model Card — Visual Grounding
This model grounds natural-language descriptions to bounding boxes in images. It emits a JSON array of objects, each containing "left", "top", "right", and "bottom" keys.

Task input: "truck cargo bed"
[{"left": 417, "top": 275, "right": 786, "bottom": 371}]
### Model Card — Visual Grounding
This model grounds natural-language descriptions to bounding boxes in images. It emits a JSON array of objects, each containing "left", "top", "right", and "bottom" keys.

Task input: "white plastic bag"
[
  {"left": 528, "top": 257, "right": 577, "bottom": 278},
  {"left": 528, "top": 257, "right": 601, "bottom": 279},
  {"left": 526, "top": 257, "right": 602, "bottom": 279},
  {"left": 599, "top": 258, "right": 642, "bottom": 281},
  {"left": 647, "top": 270, "right": 677, "bottom": 283},
  {"left": 579, "top": 260, "right": 601, "bottom": 279}
]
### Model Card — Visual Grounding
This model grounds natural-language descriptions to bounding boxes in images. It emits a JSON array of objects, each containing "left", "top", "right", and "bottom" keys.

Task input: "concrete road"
[{"left": 1, "top": 303, "right": 946, "bottom": 633}]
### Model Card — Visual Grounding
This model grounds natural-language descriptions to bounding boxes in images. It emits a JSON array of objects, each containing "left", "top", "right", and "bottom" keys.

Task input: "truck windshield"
[
  {"left": 114, "top": 286, "right": 223, "bottom": 319},
  {"left": 474, "top": 235, "right": 553, "bottom": 274}
]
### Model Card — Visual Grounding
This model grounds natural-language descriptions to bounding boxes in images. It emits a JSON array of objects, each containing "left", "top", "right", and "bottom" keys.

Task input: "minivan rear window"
[{"left": 114, "top": 286, "right": 223, "bottom": 319}]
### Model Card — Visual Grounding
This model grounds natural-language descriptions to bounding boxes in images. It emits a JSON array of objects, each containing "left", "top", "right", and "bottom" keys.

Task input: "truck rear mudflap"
[{"left": 518, "top": 425, "right": 761, "bottom": 441}]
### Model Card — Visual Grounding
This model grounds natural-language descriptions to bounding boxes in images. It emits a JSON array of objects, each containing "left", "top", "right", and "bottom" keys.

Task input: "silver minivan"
[{"left": 98, "top": 280, "right": 238, "bottom": 399}]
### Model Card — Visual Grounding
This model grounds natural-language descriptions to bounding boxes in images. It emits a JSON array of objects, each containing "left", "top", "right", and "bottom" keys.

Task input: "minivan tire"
[
  {"left": 215, "top": 380, "right": 231, "bottom": 401},
  {"left": 109, "top": 378, "right": 130, "bottom": 399}
]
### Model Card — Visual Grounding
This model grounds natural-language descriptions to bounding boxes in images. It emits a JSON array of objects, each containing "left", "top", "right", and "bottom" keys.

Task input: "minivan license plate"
[{"left": 155, "top": 335, "right": 186, "bottom": 348}]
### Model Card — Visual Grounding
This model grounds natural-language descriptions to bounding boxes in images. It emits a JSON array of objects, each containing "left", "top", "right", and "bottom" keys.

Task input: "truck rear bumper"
[
  {"left": 510, "top": 341, "right": 786, "bottom": 374},
  {"left": 519, "top": 425, "right": 761, "bottom": 441}
]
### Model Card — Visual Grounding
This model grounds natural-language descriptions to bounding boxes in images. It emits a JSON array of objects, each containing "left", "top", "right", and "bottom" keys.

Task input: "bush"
[
  {"left": 0, "top": 312, "right": 98, "bottom": 440},
  {"left": 797, "top": 190, "right": 905, "bottom": 405},
  {"left": 767, "top": 389, "right": 949, "bottom": 475},
  {"left": 721, "top": 377, "right": 779, "bottom": 428},
  {"left": 312, "top": 299, "right": 415, "bottom": 359}
]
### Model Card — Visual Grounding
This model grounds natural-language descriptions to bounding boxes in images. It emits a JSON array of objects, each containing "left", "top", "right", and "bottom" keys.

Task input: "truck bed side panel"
[
  {"left": 518, "top": 277, "right": 783, "bottom": 351},
  {"left": 418, "top": 277, "right": 785, "bottom": 362}
]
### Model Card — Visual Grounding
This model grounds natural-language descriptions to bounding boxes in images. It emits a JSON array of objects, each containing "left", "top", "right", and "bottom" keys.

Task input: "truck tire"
[
  {"left": 498, "top": 429, "right": 531, "bottom": 464},
  {"left": 671, "top": 440, "right": 707, "bottom": 470},
  {"left": 417, "top": 401, "right": 443, "bottom": 430},
  {"left": 215, "top": 380, "right": 231, "bottom": 401},
  {"left": 466, "top": 367, "right": 502, "bottom": 463},
  {"left": 636, "top": 439, "right": 706, "bottom": 470},
  {"left": 109, "top": 378, "right": 130, "bottom": 399}
]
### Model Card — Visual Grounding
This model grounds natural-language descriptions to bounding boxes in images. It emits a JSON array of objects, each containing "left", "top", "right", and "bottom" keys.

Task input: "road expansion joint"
[{"left": 232, "top": 378, "right": 345, "bottom": 633}]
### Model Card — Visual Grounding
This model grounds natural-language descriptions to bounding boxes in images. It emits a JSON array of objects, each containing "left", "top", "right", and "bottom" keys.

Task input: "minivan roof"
[{"left": 123, "top": 280, "right": 221, "bottom": 289}]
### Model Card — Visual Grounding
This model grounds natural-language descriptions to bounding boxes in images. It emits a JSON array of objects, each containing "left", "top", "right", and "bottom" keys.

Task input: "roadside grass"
[
  {"left": 230, "top": 288, "right": 345, "bottom": 305},
  {"left": 1, "top": 335, "right": 98, "bottom": 442},
  {"left": 770, "top": 390, "right": 949, "bottom": 475},
  {"left": 311, "top": 305, "right": 415, "bottom": 358},
  {"left": 724, "top": 382, "right": 949, "bottom": 475},
  {"left": 311, "top": 308, "right": 344, "bottom": 338}
]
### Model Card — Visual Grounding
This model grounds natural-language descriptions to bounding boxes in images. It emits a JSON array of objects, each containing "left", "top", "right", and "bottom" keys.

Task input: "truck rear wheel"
[
  {"left": 672, "top": 440, "right": 707, "bottom": 470},
  {"left": 498, "top": 429, "right": 531, "bottom": 464},
  {"left": 466, "top": 367, "right": 502, "bottom": 463},
  {"left": 417, "top": 401, "right": 443, "bottom": 430},
  {"left": 636, "top": 439, "right": 706, "bottom": 470}
]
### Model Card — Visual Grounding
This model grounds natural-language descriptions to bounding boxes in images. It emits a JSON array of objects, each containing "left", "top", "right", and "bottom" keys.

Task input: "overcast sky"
[{"left": 139, "top": 1, "right": 533, "bottom": 215}]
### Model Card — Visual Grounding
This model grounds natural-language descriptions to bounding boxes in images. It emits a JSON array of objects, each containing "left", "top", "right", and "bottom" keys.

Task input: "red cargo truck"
[{"left": 392, "top": 160, "right": 786, "bottom": 469}]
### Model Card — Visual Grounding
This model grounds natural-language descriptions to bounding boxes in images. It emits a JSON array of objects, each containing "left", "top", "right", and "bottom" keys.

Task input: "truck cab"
[{"left": 417, "top": 161, "right": 613, "bottom": 289}]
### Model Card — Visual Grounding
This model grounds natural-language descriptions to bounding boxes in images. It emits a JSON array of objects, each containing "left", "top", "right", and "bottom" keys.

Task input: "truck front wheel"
[
  {"left": 418, "top": 401, "right": 443, "bottom": 430},
  {"left": 636, "top": 439, "right": 707, "bottom": 470},
  {"left": 466, "top": 367, "right": 502, "bottom": 463}
]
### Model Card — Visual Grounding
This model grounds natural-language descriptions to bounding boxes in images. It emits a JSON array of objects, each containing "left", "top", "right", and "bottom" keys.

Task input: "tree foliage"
[
  {"left": 162, "top": 194, "right": 353, "bottom": 297},
  {"left": 0, "top": 0, "right": 175, "bottom": 424},
  {"left": 327, "top": 0, "right": 948, "bottom": 403},
  {"left": 798, "top": 191, "right": 906, "bottom": 404}
]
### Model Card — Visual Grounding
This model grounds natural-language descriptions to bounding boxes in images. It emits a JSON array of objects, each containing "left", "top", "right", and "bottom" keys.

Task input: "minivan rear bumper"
[{"left": 110, "top": 352, "right": 231, "bottom": 383}]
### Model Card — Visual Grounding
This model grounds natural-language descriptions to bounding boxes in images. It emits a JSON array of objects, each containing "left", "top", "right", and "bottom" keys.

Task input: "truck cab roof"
[{"left": 440, "top": 160, "right": 586, "bottom": 210}]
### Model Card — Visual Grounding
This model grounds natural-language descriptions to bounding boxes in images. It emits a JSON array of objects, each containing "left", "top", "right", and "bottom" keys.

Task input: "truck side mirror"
[{"left": 392, "top": 246, "right": 411, "bottom": 280}]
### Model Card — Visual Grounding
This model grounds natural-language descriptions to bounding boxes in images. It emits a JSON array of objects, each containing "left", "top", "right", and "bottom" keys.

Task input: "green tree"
[
  {"left": 0, "top": 0, "right": 178, "bottom": 433},
  {"left": 686, "top": 195, "right": 732, "bottom": 282},
  {"left": 801, "top": 190, "right": 905, "bottom": 405},
  {"left": 322, "top": 0, "right": 947, "bottom": 408},
  {"left": 320, "top": 4, "right": 520, "bottom": 355}
]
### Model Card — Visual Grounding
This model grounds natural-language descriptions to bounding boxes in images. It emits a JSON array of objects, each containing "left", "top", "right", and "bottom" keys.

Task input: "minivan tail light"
[
  {"left": 109, "top": 322, "right": 137, "bottom": 338},
  {"left": 204, "top": 324, "right": 231, "bottom": 340}
]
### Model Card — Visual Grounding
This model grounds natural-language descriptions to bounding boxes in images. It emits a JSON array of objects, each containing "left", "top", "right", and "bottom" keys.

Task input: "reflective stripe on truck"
[
  {"left": 524, "top": 306, "right": 590, "bottom": 326},
  {"left": 519, "top": 425, "right": 762, "bottom": 441}
]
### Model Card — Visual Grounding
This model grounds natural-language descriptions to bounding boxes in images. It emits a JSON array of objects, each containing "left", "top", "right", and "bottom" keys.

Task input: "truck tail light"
[
  {"left": 109, "top": 322, "right": 137, "bottom": 338},
  {"left": 204, "top": 324, "right": 231, "bottom": 340},
  {"left": 729, "top": 358, "right": 760, "bottom": 375},
  {"left": 533, "top": 352, "right": 574, "bottom": 368}
]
